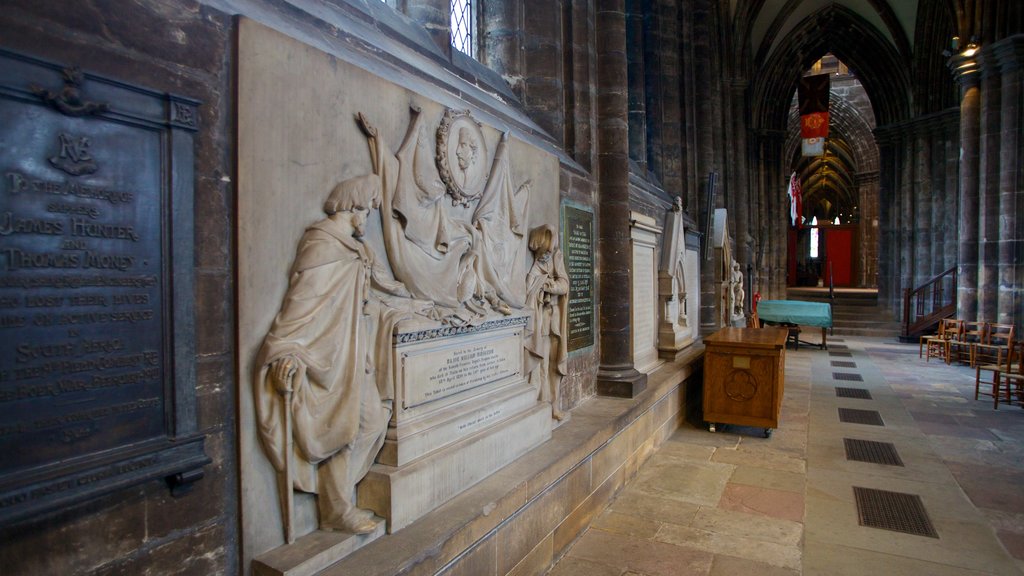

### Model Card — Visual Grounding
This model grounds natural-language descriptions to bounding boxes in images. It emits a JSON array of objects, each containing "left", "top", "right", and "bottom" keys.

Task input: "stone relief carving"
[
  {"left": 253, "top": 177, "right": 436, "bottom": 540},
  {"left": 524, "top": 224, "right": 569, "bottom": 421},
  {"left": 357, "top": 107, "right": 529, "bottom": 323},
  {"left": 254, "top": 106, "right": 544, "bottom": 541},
  {"left": 436, "top": 108, "right": 488, "bottom": 206}
]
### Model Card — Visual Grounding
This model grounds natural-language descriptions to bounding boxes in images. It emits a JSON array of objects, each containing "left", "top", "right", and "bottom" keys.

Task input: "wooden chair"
[
  {"left": 747, "top": 310, "right": 761, "bottom": 328},
  {"left": 976, "top": 340, "right": 1021, "bottom": 409},
  {"left": 924, "top": 319, "right": 963, "bottom": 364},
  {"left": 952, "top": 321, "right": 986, "bottom": 366},
  {"left": 974, "top": 323, "right": 1015, "bottom": 368}
]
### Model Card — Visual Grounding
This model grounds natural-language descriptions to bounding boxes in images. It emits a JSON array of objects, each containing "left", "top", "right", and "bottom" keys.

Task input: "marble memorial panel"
[{"left": 630, "top": 214, "right": 661, "bottom": 373}]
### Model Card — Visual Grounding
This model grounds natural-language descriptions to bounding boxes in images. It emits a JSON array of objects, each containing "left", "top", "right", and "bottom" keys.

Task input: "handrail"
[
  {"left": 902, "top": 266, "right": 957, "bottom": 338},
  {"left": 828, "top": 261, "right": 834, "bottom": 300}
]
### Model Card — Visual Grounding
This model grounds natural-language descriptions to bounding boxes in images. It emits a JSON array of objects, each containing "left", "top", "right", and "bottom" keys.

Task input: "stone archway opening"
[{"left": 784, "top": 54, "right": 880, "bottom": 289}]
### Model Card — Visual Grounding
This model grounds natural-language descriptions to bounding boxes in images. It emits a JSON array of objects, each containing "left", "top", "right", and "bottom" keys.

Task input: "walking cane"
[
  {"left": 283, "top": 386, "right": 295, "bottom": 544},
  {"left": 277, "top": 359, "right": 296, "bottom": 545}
]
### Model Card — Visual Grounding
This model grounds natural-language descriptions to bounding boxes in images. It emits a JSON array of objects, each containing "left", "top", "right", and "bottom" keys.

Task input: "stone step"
[{"left": 831, "top": 327, "right": 901, "bottom": 337}]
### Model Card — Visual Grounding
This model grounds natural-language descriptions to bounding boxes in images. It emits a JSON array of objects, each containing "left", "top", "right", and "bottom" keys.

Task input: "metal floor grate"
[
  {"left": 830, "top": 338, "right": 846, "bottom": 342},
  {"left": 844, "top": 438, "right": 903, "bottom": 465},
  {"left": 831, "top": 360, "right": 857, "bottom": 368},
  {"left": 838, "top": 408, "right": 885, "bottom": 426},
  {"left": 853, "top": 487, "right": 938, "bottom": 538},
  {"left": 829, "top": 351, "right": 854, "bottom": 358},
  {"left": 833, "top": 372, "right": 864, "bottom": 382},
  {"left": 830, "top": 344, "right": 850, "bottom": 350},
  {"left": 836, "top": 387, "right": 872, "bottom": 399}
]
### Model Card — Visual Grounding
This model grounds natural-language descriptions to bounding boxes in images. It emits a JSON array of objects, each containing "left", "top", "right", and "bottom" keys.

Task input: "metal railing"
[{"left": 902, "top": 266, "right": 957, "bottom": 339}]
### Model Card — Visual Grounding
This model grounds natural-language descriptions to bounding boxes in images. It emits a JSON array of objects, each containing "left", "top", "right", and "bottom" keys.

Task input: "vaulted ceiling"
[{"left": 733, "top": 0, "right": 918, "bottom": 69}]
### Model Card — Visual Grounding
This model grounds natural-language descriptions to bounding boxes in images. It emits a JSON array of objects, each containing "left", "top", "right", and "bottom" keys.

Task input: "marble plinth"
[
  {"left": 359, "top": 402, "right": 553, "bottom": 532},
  {"left": 381, "top": 316, "right": 534, "bottom": 467}
]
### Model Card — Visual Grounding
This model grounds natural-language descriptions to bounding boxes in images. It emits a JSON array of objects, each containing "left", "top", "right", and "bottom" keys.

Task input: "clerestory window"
[{"left": 451, "top": 0, "right": 477, "bottom": 59}]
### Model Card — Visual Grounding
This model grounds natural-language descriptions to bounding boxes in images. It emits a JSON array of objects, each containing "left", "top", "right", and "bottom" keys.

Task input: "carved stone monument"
[
  {"left": 237, "top": 18, "right": 559, "bottom": 573},
  {"left": 658, "top": 198, "right": 696, "bottom": 356},
  {"left": 712, "top": 208, "right": 744, "bottom": 327},
  {"left": 630, "top": 212, "right": 663, "bottom": 374}
]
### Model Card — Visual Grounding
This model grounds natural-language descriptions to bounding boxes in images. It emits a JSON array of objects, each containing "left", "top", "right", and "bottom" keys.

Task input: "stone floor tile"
[
  {"left": 567, "top": 528, "right": 714, "bottom": 576},
  {"left": 717, "top": 483, "right": 804, "bottom": 523},
  {"left": 546, "top": 556, "right": 625, "bottom": 576},
  {"left": 654, "top": 440, "right": 717, "bottom": 462},
  {"left": 947, "top": 462, "right": 1024, "bottom": 513},
  {"left": 608, "top": 491, "right": 699, "bottom": 527},
  {"left": 711, "top": 446, "right": 806, "bottom": 474},
  {"left": 728, "top": 465, "right": 805, "bottom": 494},
  {"left": 629, "top": 458, "right": 735, "bottom": 507},
  {"left": 708, "top": 554, "right": 800, "bottom": 576},
  {"left": 654, "top": 523, "right": 801, "bottom": 570},
  {"left": 690, "top": 506, "right": 802, "bottom": 545},
  {"left": 803, "top": 539, "right": 998, "bottom": 576},
  {"left": 592, "top": 510, "right": 661, "bottom": 540}
]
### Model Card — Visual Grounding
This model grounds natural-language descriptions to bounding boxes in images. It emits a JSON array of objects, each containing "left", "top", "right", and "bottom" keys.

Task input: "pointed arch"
[{"left": 750, "top": 4, "right": 911, "bottom": 131}]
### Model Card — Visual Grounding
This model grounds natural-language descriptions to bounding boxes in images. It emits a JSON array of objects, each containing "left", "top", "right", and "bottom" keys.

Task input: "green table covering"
[{"left": 758, "top": 300, "right": 833, "bottom": 328}]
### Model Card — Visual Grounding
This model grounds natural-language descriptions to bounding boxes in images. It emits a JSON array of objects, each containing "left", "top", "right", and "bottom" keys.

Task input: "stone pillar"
[
  {"left": 949, "top": 48, "right": 981, "bottom": 321},
  {"left": 855, "top": 172, "right": 879, "bottom": 287},
  {"left": 479, "top": 0, "right": 521, "bottom": 80},
  {"left": 644, "top": 0, "right": 683, "bottom": 197},
  {"left": 730, "top": 80, "right": 752, "bottom": 298},
  {"left": 913, "top": 129, "right": 932, "bottom": 290},
  {"left": 595, "top": 0, "right": 646, "bottom": 397},
  {"left": 943, "top": 117, "right": 960, "bottom": 274},
  {"left": 992, "top": 36, "right": 1023, "bottom": 329},
  {"left": 625, "top": 1, "right": 647, "bottom": 171},
  {"left": 873, "top": 129, "right": 898, "bottom": 312},
  {"left": 977, "top": 57, "right": 1002, "bottom": 322}
]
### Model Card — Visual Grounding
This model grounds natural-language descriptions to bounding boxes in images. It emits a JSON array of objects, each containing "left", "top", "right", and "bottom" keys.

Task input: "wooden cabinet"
[{"left": 702, "top": 327, "right": 787, "bottom": 437}]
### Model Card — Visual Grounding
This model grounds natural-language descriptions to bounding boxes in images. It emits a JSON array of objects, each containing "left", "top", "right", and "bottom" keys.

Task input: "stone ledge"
[{"left": 316, "top": 343, "right": 705, "bottom": 576}]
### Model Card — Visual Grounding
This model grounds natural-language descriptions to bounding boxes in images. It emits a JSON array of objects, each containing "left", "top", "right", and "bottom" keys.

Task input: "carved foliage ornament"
[{"left": 436, "top": 108, "right": 487, "bottom": 206}]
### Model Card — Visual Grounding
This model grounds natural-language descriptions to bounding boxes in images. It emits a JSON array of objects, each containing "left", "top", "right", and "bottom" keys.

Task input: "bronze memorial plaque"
[
  {"left": 562, "top": 204, "right": 594, "bottom": 352},
  {"left": 0, "top": 49, "right": 207, "bottom": 525}
]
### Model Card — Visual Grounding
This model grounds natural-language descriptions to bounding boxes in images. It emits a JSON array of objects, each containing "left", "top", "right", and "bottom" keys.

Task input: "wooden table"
[
  {"left": 702, "top": 327, "right": 788, "bottom": 438},
  {"left": 757, "top": 300, "right": 832, "bottom": 350}
]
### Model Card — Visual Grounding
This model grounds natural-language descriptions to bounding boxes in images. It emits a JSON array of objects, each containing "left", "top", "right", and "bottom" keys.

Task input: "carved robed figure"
[
  {"left": 253, "top": 178, "right": 411, "bottom": 537},
  {"left": 524, "top": 224, "right": 569, "bottom": 420}
]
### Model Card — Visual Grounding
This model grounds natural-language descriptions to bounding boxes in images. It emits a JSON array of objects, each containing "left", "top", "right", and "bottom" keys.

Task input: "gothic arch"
[{"left": 750, "top": 4, "right": 912, "bottom": 132}]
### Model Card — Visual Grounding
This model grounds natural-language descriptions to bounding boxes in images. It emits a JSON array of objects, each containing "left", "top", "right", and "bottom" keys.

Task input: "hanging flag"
[
  {"left": 799, "top": 73, "right": 829, "bottom": 156},
  {"left": 801, "top": 137, "right": 825, "bottom": 156},
  {"left": 799, "top": 73, "right": 830, "bottom": 137},
  {"left": 787, "top": 172, "right": 803, "bottom": 229}
]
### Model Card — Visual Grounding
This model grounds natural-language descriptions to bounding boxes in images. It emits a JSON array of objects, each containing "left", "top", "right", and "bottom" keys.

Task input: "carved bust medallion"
[{"left": 436, "top": 108, "right": 487, "bottom": 206}]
